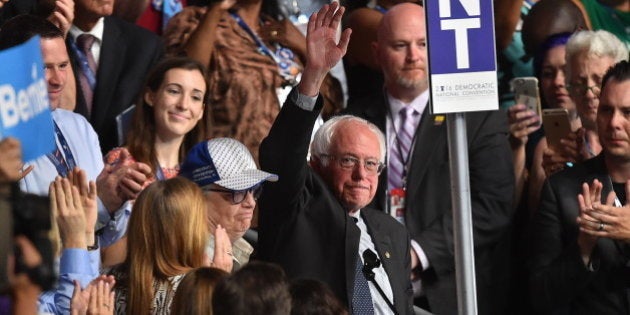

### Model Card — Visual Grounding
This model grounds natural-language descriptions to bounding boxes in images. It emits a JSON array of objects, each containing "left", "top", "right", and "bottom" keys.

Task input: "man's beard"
[{"left": 396, "top": 73, "right": 426, "bottom": 89}]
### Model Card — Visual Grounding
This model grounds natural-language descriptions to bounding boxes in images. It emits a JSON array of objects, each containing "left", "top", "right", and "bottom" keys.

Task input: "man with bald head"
[{"left": 345, "top": 3, "right": 515, "bottom": 314}]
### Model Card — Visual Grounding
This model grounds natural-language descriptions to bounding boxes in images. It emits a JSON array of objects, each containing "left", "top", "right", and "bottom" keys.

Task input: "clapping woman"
[{"left": 101, "top": 57, "right": 211, "bottom": 266}]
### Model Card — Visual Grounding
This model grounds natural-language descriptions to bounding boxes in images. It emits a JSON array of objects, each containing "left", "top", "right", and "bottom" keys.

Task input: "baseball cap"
[{"left": 180, "top": 138, "right": 278, "bottom": 191}]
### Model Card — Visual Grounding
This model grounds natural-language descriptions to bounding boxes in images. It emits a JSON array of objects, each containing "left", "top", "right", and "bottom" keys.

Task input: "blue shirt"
[{"left": 38, "top": 249, "right": 100, "bottom": 314}]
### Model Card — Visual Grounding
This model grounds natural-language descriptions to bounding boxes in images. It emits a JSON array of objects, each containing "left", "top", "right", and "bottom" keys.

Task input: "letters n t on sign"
[{"left": 426, "top": 0, "right": 499, "bottom": 114}]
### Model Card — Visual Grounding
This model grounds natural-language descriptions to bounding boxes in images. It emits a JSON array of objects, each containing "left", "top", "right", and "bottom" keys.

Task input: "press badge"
[{"left": 389, "top": 188, "right": 406, "bottom": 224}]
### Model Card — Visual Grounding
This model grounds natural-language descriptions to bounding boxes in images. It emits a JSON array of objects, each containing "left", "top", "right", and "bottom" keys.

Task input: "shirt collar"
[
  {"left": 70, "top": 17, "right": 105, "bottom": 43},
  {"left": 386, "top": 89, "right": 429, "bottom": 116}
]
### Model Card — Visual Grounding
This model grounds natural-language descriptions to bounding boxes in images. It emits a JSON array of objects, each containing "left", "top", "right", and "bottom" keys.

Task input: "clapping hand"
[
  {"left": 576, "top": 180, "right": 614, "bottom": 264},
  {"left": 68, "top": 167, "right": 98, "bottom": 247},
  {"left": 580, "top": 180, "right": 630, "bottom": 242},
  {"left": 51, "top": 176, "right": 87, "bottom": 249},
  {"left": 70, "top": 276, "right": 116, "bottom": 315}
]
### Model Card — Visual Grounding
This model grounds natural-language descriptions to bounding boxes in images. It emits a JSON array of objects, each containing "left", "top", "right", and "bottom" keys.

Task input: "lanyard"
[
  {"left": 607, "top": 176, "right": 624, "bottom": 207},
  {"left": 46, "top": 121, "right": 76, "bottom": 177},
  {"left": 374, "top": 5, "right": 387, "bottom": 14},
  {"left": 69, "top": 39, "right": 96, "bottom": 89},
  {"left": 230, "top": 12, "right": 278, "bottom": 62},
  {"left": 229, "top": 12, "right": 299, "bottom": 85}
]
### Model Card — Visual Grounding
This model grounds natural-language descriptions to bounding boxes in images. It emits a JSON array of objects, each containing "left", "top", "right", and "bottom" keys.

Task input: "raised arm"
[{"left": 183, "top": 1, "right": 235, "bottom": 68}]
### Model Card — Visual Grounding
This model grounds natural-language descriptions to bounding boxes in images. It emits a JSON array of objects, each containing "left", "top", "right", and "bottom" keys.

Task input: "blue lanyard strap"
[
  {"left": 46, "top": 121, "right": 77, "bottom": 177},
  {"left": 69, "top": 39, "right": 96, "bottom": 89},
  {"left": 229, "top": 12, "right": 278, "bottom": 62},
  {"left": 374, "top": 5, "right": 387, "bottom": 14},
  {"left": 229, "top": 12, "right": 300, "bottom": 85}
]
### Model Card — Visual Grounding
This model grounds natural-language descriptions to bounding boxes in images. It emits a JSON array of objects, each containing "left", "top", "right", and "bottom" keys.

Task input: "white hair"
[
  {"left": 310, "top": 115, "right": 386, "bottom": 163},
  {"left": 565, "top": 30, "right": 628, "bottom": 79}
]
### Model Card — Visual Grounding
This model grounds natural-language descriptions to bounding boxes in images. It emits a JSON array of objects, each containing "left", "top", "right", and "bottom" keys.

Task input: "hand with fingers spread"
[
  {"left": 508, "top": 104, "right": 541, "bottom": 149},
  {"left": 48, "top": 0, "right": 75, "bottom": 38},
  {"left": 51, "top": 176, "right": 87, "bottom": 249},
  {"left": 299, "top": 2, "right": 351, "bottom": 97},
  {"left": 210, "top": 225, "right": 233, "bottom": 273},
  {"left": 581, "top": 180, "right": 630, "bottom": 242}
]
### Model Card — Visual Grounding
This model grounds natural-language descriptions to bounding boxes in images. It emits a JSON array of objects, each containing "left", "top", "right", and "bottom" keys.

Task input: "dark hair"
[
  {"left": 171, "top": 267, "right": 229, "bottom": 315},
  {"left": 533, "top": 32, "right": 572, "bottom": 79},
  {"left": 289, "top": 279, "right": 348, "bottom": 315},
  {"left": 126, "top": 57, "right": 211, "bottom": 174},
  {"left": 213, "top": 261, "right": 291, "bottom": 315},
  {"left": 601, "top": 60, "right": 630, "bottom": 91},
  {"left": 0, "top": 14, "right": 64, "bottom": 50}
]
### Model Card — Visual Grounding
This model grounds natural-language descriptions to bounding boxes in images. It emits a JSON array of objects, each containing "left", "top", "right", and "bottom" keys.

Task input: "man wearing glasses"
[
  {"left": 258, "top": 3, "right": 414, "bottom": 315},
  {"left": 180, "top": 137, "right": 278, "bottom": 270}
]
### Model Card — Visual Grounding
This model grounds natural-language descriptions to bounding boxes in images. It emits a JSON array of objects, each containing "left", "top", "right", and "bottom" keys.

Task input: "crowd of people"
[{"left": 0, "top": 0, "right": 628, "bottom": 314}]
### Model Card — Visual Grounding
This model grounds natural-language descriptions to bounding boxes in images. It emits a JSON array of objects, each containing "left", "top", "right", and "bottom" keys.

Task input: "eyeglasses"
[
  {"left": 206, "top": 185, "right": 263, "bottom": 204},
  {"left": 321, "top": 154, "right": 385, "bottom": 175},
  {"left": 568, "top": 82, "right": 601, "bottom": 97}
]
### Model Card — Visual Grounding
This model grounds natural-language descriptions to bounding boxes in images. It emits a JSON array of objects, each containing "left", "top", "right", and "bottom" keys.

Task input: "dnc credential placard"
[
  {"left": 426, "top": 0, "right": 499, "bottom": 114},
  {"left": 0, "top": 36, "right": 55, "bottom": 161}
]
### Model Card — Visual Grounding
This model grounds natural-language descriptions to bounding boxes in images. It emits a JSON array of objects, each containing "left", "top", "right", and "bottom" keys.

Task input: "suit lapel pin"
[
  {"left": 434, "top": 115, "right": 445, "bottom": 125},
  {"left": 385, "top": 251, "right": 390, "bottom": 259}
]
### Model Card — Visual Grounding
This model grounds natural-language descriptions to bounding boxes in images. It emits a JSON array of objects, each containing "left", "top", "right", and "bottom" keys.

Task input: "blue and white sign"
[
  {"left": 426, "top": 0, "right": 499, "bottom": 113},
  {"left": 0, "top": 36, "right": 55, "bottom": 161}
]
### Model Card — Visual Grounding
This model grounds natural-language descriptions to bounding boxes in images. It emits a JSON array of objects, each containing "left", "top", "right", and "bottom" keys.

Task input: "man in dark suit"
[
  {"left": 529, "top": 60, "right": 630, "bottom": 314},
  {"left": 344, "top": 3, "right": 514, "bottom": 314},
  {"left": 68, "top": 0, "right": 163, "bottom": 153},
  {"left": 258, "top": 3, "right": 413, "bottom": 314}
]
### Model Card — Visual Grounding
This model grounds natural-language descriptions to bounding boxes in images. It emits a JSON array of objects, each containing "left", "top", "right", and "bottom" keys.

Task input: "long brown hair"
[
  {"left": 123, "top": 177, "right": 209, "bottom": 314},
  {"left": 126, "top": 57, "right": 212, "bottom": 174}
]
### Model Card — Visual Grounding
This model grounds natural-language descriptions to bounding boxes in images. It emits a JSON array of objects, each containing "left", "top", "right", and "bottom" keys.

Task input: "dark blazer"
[
  {"left": 345, "top": 93, "right": 515, "bottom": 314},
  {"left": 67, "top": 16, "right": 164, "bottom": 154},
  {"left": 258, "top": 89, "right": 414, "bottom": 314},
  {"left": 529, "top": 154, "right": 630, "bottom": 314}
]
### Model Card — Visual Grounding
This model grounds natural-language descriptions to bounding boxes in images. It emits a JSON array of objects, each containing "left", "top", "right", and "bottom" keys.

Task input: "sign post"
[{"left": 425, "top": 0, "right": 499, "bottom": 313}]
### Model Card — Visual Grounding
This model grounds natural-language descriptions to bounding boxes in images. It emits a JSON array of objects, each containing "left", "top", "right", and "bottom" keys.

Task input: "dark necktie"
[
  {"left": 352, "top": 217, "right": 375, "bottom": 315},
  {"left": 76, "top": 34, "right": 98, "bottom": 117}
]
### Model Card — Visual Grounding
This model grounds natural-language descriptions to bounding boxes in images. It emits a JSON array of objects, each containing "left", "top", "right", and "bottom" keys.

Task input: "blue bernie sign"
[
  {"left": 426, "top": 0, "right": 499, "bottom": 113},
  {"left": 0, "top": 36, "right": 55, "bottom": 161}
]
